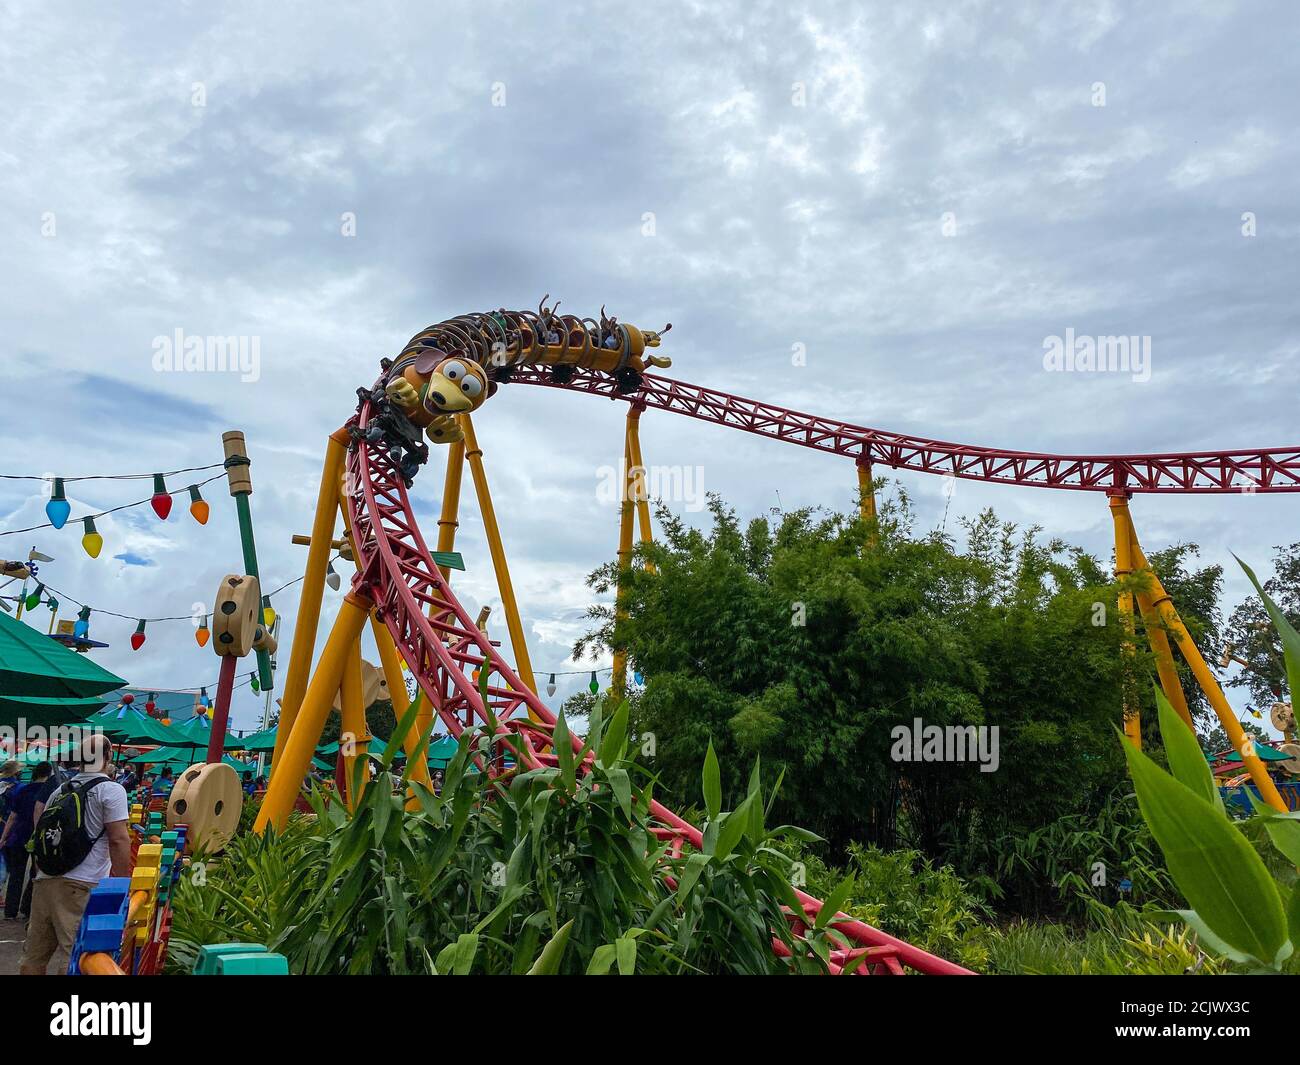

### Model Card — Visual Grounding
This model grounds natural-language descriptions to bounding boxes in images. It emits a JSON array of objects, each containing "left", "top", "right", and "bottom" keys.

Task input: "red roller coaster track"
[
  {"left": 510, "top": 367, "right": 1300, "bottom": 495},
  {"left": 345, "top": 393, "right": 973, "bottom": 975},
  {"left": 343, "top": 360, "right": 1295, "bottom": 976}
]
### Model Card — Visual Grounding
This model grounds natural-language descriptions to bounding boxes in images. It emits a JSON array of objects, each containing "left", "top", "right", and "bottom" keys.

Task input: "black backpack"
[{"left": 30, "top": 775, "right": 110, "bottom": 876}]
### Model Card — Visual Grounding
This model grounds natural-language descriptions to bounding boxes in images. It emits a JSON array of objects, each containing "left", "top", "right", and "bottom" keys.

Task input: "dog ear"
[{"left": 413, "top": 348, "right": 445, "bottom": 375}]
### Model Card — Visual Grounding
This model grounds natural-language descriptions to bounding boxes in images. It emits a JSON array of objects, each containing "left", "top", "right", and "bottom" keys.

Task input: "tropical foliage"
[{"left": 171, "top": 698, "right": 858, "bottom": 975}]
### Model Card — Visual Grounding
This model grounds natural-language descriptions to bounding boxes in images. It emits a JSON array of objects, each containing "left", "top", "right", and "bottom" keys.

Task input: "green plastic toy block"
[
  {"left": 193, "top": 942, "right": 269, "bottom": 975},
  {"left": 214, "top": 952, "right": 290, "bottom": 975}
]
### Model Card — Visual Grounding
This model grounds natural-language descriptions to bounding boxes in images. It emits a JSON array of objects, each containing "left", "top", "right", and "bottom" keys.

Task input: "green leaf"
[
  {"left": 605, "top": 766, "right": 633, "bottom": 821},
  {"left": 814, "top": 875, "right": 855, "bottom": 930},
  {"left": 702, "top": 740, "right": 721, "bottom": 821},
  {"left": 1153, "top": 683, "right": 1221, "bottom": 813},
  {"left": 1152, "top": 910, "right": 1256, "bottom": 966},
  {"left": 615, "top": 936, "right": 637, "bottom": 975},
  {"left": 1121, "top": 731, "right": 1289, "bottom": 966},
  {"left": 553, "top": 712, "right": 575, "bottom": 792},
  {"left": 1237, "top": 555, "right": 1300, "bottom": 712},
  {"left": 586, "top": 944, "right": 617, "bottom": 975},
  {"left": 714, "top": 792, "right": 757, "bottom": 860},
  {"left": 675, "top": 852, "right": 711, "bottom": 902},
  {"left": 1289, "top": 886, "right": 1300, "bottom": 950},
  {"left": 526, "top": 919, "right": 574, "bottom": 975},
  {"left": 601, "top": 699, "right": 629, "bottom": 766},
  {"left": 434, "top": 933, "right": 479, "bottom": 975},
  {"left": 1247, "top": 793, "right": 1300, "bottom": 866}
]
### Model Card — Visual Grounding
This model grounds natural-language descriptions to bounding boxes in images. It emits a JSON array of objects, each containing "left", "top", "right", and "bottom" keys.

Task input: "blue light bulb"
[{"left": 46, "top": 478, "right": 70, "bottom": 529}]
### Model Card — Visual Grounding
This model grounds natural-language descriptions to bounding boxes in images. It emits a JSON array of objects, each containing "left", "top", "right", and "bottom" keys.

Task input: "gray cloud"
[{"left": 2, "top": 0, "right": 1297, "bottom": 729}]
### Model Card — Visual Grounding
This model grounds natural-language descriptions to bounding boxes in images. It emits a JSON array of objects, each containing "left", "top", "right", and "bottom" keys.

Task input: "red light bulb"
[{"left": 150, "top": 474, "right": 172, "bottom": 520}]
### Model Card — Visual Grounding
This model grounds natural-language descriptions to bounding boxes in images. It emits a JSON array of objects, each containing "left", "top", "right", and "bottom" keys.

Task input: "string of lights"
[
  {"left": 0, "top": 463, "right": 225, "bottom": 482},
  {"left": 0, "top": 471, "right": 228, "bottom": 542}
]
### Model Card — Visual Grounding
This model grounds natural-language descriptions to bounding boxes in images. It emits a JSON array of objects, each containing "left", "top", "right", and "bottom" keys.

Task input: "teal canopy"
[{"left": 0, "top": 610, "right": 125, "bottom": 714}]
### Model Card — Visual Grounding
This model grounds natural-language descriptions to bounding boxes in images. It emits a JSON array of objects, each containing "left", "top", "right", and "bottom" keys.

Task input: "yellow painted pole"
[
  {"left": 1133, "top": 582, "right": 1196, "bottom": 731},
  {"left": 339, "top": 639, "right": 369, "bottom": 810},
  {"left": 436, "top": 439, "right": 466, "bottom": 579},
  {"left": 370, "top": 613, "right": 432, "bottom": 803},
  {"left": 271, "top": 430, "right": 346, "bottom": 774},
  {"left": 625, "top": 407, "right": 655, "bottom": 573},
  {"left": 1110, "top": 504, "right": 1194, "bottom": 729},
  {"left": 331, "top": 460, "right": 433, "bottom": 798},
  {"left": 1125, "top": 521, "right": 1287, "bottom": 811},
  {"left": 1108, "top": 495, "right": 1142, "bottom": 748},
  {"left": 612, "top": 412, "right": 638, "bottom": 698},
  {"left": 460, "top": 414, "right": 537, "bottom": 697},
  {"left": 398, "top": 441, "right": 465, "bottom": 771},
  {"left": 256, "top": 591, "right": 371, "bottom": 833},
  {"left": 857, "top": 458, "right": 877, "bottom": 524}
]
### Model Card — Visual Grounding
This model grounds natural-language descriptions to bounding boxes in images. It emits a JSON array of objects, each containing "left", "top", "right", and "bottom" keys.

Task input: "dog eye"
[
  {"left": 461, "top": 375, "right": 483, "bottom": 398},
  {"left": 441, "top": 360, "right": 466, "bottom": 381}
]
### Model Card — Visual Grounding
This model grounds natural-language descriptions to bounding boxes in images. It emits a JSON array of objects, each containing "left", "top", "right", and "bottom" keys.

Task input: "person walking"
[
  {"left": 19, "top": 735, "right": 130, "bottom": 975},
  {"left": 0, "top": 760, "right": 21, "bottom": 899},
  {"left": 0, "top": 761, "right": 56, "bottom": 920}
]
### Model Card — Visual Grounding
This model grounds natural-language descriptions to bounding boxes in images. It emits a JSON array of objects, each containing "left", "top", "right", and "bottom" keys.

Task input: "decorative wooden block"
[
  {"left": 212, "top": 573, "right": 260, "bottom": 657},
  {"left": 166, "top": 762, "right": 243, "bottom": 853}
]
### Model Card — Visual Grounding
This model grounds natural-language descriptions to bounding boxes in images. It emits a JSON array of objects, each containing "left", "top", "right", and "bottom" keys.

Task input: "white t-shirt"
[{"left": 36, "top": 772, "right": 130, "bottom": 885}]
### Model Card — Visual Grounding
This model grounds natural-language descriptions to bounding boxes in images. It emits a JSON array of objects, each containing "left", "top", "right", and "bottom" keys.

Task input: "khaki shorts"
[{"left": 19, "top": 876, "right": 93, "bottom": 975}]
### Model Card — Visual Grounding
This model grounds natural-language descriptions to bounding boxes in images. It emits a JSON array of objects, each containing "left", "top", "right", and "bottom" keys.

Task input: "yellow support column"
[
  {"left": 460, "top": 413, "right": 537, "bottom": 697},
  {"left": 612, "top": 412, "right": 638, "bottom": 698},
  {"left": 436, "top": 439, "right": 466, "bottom": 578},
  {"left": 1109, "top": 495, "right": 1142, "bottom": 748},
  {"left": 371, "top": 612, "right": 432, "bottom": 797},
  {"left": 1124, "top": 519, "right": 1287, "bottom": 812},
  {"left": 625, "top": 406, "right": 655, "bottom": 572},
  {"left": 271, "top": 430, "right": 347, "bottom": 774},
  {"left": 257, "top": 591, "right": 371, "bottom": 834},
  {"left": 857, "top": 458, "right": 877, "bottom": 524},
  {"left": 339, "top": 639, "right": 370, "bottom": 810}
]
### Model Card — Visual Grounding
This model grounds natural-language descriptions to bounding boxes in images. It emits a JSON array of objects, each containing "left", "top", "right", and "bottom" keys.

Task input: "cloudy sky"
[{"left": 1, "top": 0, "right": 1297, "bottom": 734}]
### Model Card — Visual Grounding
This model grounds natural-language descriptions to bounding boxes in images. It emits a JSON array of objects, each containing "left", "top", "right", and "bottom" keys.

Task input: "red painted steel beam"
[
  {"left": 508, "top": 368, "right": 1300, "bottom": 495},
  {"left": 344, "top": 396, "right": 973, "bottom": 975}
]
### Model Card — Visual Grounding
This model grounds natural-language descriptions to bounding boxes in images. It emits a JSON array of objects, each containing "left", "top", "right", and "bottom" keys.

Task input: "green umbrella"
[
  {"left": 0, "top": 611, "right": 125, "bottom": 705},
  {"left": 0, "top": 693, "right": 109, "bottom": 729},
  {"left": 130, "top": 750, "right": 253, "bottom": 774},
  {"left": 1225, "top": 744, "right": 1291, "bottom": 763},
  {"left": 94, "top": 706, "right": 184, "bottom": 746},
  {"left": 17, "top": 739, "right": 78, "bottom": 763},
  {"left": 427, "top": 735, "right": 459, "bottom": 767},
  {"left": 234, "top": 726, "right": 278, "bottom": 751}
]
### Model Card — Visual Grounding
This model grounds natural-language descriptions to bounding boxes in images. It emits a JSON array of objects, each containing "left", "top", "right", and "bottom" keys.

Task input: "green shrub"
[{"left": 169, "top": 697, "right": 866, "bottom": 974}]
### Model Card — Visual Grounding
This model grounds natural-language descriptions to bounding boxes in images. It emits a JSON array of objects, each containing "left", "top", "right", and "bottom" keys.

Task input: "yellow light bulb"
[{"left": 81, "top": 517, "right": 103, "bottom": 558}]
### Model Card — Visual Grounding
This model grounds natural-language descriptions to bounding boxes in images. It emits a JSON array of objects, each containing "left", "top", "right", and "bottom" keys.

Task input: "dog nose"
[{"left": 432, "top": 392, "right": 446, "bottom": 407}]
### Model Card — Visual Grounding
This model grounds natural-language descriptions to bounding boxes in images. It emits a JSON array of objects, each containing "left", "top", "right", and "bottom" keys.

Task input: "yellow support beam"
[
  {"left": 612, "top": 411, "right": 638, "bottom": 698},
  {"left": 857, "top": 458, "right": 876, "bottom": 524},
  {"left": 271, "top": 430, "right": 347, "bottom": 774},
  {"left": 257, "top": 591, "right": 371, "bottom": 834},
  {"left": 1108, "top": 495, "right": 1142, "bottom": 748},
  {"left": 460, "top": 413, "right": 538, "bottom": 698},
  {"left": 1123, "top": 512, "right": 1287, "bottom": 812},
  {"left": 339, "top": 638, "right": 369, "bottom": 810},
  {"left": 436, "top": 438, "right": 466, "bottom": 578},
  {"left": 625, "top": 406, "right": 655, "bottom": 572}
]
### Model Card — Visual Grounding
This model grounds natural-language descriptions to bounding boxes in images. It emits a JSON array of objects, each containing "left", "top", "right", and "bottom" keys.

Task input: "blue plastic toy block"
[{"left": 67, "top": 877, "right": 131, "bottom": 975}]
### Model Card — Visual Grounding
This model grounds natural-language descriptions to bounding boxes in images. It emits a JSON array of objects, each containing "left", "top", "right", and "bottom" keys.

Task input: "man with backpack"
[
  {"left": 0, "top": 761, "right": 56, "bottom": 921},
  {"left": 19, "top": 734, "right": 130, "bottom": 975}
]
